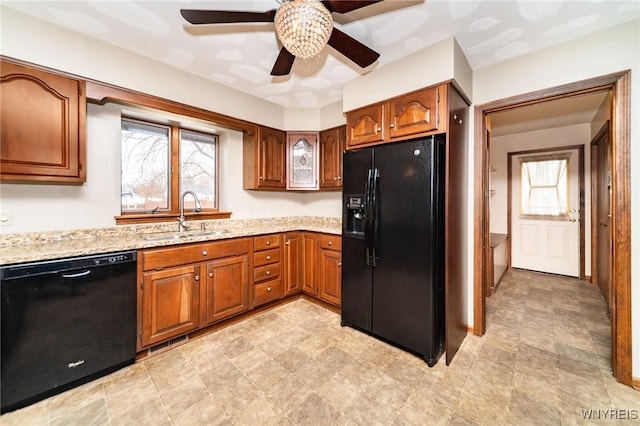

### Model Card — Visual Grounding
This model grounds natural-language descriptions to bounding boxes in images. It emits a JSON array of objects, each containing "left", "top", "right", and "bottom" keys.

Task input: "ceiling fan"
[{"left": 180, "top": 0, "right": 382, "bottom": 76}]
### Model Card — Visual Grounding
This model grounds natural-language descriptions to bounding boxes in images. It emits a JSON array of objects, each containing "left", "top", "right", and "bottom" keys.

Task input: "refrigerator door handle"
[
  {"left": 371, "top": 168, "right": 380, "bottom": 267},
  {"left": 365, "top": 168, "right": 373, "bottom": 266}
]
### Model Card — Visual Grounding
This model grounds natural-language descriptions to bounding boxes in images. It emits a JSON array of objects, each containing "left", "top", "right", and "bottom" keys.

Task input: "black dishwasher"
[{"left": 1, "top": 251, "right": 137, "bottom": 413}]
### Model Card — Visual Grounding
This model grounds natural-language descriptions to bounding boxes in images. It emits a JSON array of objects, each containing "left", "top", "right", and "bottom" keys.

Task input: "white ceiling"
[{"left": 4, "top": 0, "right": 639, "bottom": 110}]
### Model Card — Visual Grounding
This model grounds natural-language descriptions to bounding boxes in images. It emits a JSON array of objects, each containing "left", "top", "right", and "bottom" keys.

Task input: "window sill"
[{"left": 115, "top": 211, "right": 232, "bottom": 225}]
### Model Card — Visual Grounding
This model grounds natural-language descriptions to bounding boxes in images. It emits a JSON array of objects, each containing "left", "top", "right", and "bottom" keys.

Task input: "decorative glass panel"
[
  {"left": 520, "top": 153, "right": 570, "bottom": 217},
  {"left": 292, "top": 138, "right": 314, "bottom": 185}
]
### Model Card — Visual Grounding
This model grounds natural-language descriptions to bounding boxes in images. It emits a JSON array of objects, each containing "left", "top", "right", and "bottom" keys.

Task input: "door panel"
[{"left": 511, "top": 149, "right": 580, "bottom": 277}]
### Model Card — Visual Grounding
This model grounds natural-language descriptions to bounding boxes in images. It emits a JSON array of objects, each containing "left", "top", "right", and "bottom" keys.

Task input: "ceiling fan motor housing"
[{"left": 274, "top": 0, "right": 334, "bottom": 59}]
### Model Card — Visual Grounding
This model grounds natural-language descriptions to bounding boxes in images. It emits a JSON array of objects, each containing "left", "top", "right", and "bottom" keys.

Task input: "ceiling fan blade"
[
  {"left": 180, "top": 9, "right": 276, "bottom": 24},
  {"left": 328, "top": 28, "right": 380, "bottom": 68},
  {"left": 322, "top": 1, "right": 382, "bottom": 14},
  {"left": 271, "top": 48, "right": 296, "bottom": 76}
]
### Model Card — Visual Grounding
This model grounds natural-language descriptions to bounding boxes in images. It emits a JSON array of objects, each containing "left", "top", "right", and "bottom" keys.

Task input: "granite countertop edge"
[{"left": 0, "top": 216, "right": 342, "bottom": 266}]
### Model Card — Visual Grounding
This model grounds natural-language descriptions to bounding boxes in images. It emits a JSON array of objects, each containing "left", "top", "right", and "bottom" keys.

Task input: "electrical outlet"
[{"left": 0, "top": 211, "right": 13, "bottom": 226}]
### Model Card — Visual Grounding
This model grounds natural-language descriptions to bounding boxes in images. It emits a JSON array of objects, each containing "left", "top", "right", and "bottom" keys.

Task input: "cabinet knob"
[
  {"left": 334, "top": 177, "right": 338, "bottom": 180},
  {"left": 377, "top": 127, "right": 382, "bottom": 132},
  {"left": 202, "top": 250, "right": 208, "bottom": 256},
  {"left": 266, "top": 270, "right": 271, "bottom": 275},
  {"left": 266, "top": 241, "right": 271, "bottom": 246},
  {"left": 266, "top": 255, "right": 271, "bottom": 260},
  {"left": 390, "top": 123, "right": 395, "bottom": 128},
  {"left": 338, "top": 262, "right": 342, "bottom": 267},
  {"left": 259, "top": 176, "right": 264, "bottom": 180},
  {"left": 267, "top": 287, "right": 272, "bottom": 292},
  {"left": 337, "top": 176, "right": 341, "bottom": 180},
  {"left": 328, "top": 241, "right": 333, "bottom": 246},
  {"left": 286, "top": 240, "right": 290, "bottom": 246},
  {"left": 195, "top": 275, "right": 200, "bottom": 281},
  {"left": 209, "top": 272, "right": 213, "bottom": 278}
]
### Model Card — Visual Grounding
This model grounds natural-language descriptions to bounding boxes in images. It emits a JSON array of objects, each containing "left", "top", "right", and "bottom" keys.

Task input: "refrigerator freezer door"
[
  {"left": 371, "top": 137, "right": 443, "bottom": 359},
  {"left": 341, "top": 148, "right": 374, "bottom": 331}
]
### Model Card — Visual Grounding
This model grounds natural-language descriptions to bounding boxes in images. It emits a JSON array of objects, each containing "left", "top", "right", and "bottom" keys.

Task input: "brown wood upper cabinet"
[
  {"left": 319, "top": 126, "right": 345, "bottom": 189},
  {"left": 287, "top": 132, "right": 319, "bottom": 190},
  {"left": 345, "top": 84, "right": 446, "bottom": 149},
  {"left": 1, "top": 59, "right": 86, "bottom": 183},
  {"left": 243, "top": 125, "right": 286, "bottom": 190}
]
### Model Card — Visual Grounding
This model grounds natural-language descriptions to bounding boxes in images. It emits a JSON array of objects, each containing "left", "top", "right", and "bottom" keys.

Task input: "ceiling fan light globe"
[{"left": 274, "top": 0, "right": 334, "bottom": 60}]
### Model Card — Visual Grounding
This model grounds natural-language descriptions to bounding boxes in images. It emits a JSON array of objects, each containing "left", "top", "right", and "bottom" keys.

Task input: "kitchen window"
[{"left": 117, "top": 117, "right": 226, "bottom": 224}]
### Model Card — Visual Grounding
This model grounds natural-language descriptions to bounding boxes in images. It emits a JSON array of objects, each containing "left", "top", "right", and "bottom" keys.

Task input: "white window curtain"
[{"left": 520, "top": 153, "right": 570, "bottom": 217}]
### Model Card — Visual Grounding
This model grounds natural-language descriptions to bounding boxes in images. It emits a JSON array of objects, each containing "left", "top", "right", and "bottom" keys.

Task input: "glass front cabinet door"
[{"left": 287, "top": 132, "right": 319, "bottom": 190}]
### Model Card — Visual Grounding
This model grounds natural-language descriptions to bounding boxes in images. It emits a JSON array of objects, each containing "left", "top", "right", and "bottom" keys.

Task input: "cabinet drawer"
[
  {"left": 319, "top": 234, "right": 341, "bottom": 251},
  {"left": 254, "top": 248, "right": 281, "bottom": 266},
  {"left": 142, "top": 238, "right": 249, "bottom": 271},
  {"left": 254, "top": 279, "right": 282, "bottom": 307},
  {"left": 254, "top": 234, "right": 280, "bottom": 251},
  {"left": 254, "top": 263, "right": 281, "bottom": 283}
]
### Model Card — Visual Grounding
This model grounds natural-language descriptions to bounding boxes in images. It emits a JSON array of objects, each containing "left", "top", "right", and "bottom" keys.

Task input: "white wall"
[
  {"left": 474, "top": 19, "right": 640, "bottom": 377},
  {"left": 490, "top": 124, "right": 592, "bottom": 275}
]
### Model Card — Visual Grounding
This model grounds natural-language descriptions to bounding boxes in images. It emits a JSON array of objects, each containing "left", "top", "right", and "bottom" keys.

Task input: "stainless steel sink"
[{"left": 142, "top": 229, "right": 227, "bottom": 241}]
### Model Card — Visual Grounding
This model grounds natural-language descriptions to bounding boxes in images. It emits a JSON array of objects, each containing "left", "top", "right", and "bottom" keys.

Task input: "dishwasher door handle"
[{"left": 61, "top": 270, "right": 92, "bottom": 279}]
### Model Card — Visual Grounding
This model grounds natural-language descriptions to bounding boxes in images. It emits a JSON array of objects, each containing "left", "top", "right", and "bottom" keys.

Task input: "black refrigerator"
[{"left": 341, "top": 135, "right": 446, "bottom": 366}]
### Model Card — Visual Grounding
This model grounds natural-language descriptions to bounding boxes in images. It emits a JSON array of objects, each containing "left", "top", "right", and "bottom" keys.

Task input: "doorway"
[
  {"left": 473, "top": 71, "right": 632, "bottom": 386},
  {"left": 509, "top": 147, "right": 583, "bottom": 278}
]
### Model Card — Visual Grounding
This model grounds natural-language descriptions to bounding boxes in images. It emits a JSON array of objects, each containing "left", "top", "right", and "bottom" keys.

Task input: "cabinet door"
[
  {"left": 283, "top": 232, "right": 302, "bottom": 295},
  {"left": 319, "top": 126, "right": 344, "bottom": 189},
  {"left": 257, "top": 126, "right": 286, "bottom": 189},
  {"left": 302, "top": 233, "right": 318, "bottom": 295},
  {"left": 204, "top": 256, "right": 249, "bottom": 324},
  {"left": 1, "top": 60, "right": 86, "bottom": 183},
  {"left": 346, "top": 104, "right": 384, "bottom": 149},
  {"left": 141, "top": 265, "right": 200, "bottom": 348},
  {"left": 287, "top": 132, "right": 319, "bottom": 190},
  {"left": 388, "top": 87, "right": 440, "bottom": 140},
  {"left": 318, "top": 249, "right": 342, "bottom": 306}
]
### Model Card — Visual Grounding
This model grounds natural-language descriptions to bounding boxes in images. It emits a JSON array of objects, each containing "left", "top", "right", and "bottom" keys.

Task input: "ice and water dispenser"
[{"left": 343, "top": 194, "right": 366, "bottom": 235}]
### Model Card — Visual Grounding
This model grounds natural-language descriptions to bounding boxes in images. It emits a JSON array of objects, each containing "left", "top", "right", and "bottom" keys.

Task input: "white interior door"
[{"left": 511, "top": 149, "right": 580, "bottom": 277}]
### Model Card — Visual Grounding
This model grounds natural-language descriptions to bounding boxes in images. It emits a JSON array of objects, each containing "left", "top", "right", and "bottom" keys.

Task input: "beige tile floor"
[{"left": 2, "top": 268, "right": 639, "bottom": 425}]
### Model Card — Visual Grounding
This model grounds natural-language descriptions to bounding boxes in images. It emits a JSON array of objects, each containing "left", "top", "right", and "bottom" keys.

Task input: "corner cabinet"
[
  {"left": 319, "top": 126, "right": 345, "bottom": 189},
  {"left": 1, "top": 59, "right": 86, "bottom": 183},
  {"left": 243, "top": 125, "right": 286, "bottom": 190},
  {"left": 345, "top": 84, "right": 446, "bottom": 149}
]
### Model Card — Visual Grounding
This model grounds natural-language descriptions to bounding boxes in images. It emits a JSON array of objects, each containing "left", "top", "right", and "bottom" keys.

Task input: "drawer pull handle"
[
  {"left": 202, "top": 250, "right": 208, "bottom": 256},
  {"left": 266, "top": 255, "right": 271, "bottom": 260},
  {"left": 209, "top": 272, "right": 213, "bottom": 278},
  {"left": 266, "top": 270, "right": 271, "bottom": 275},
  {"left": 267, "top": 287, "right": 272, "bottom": 292}
]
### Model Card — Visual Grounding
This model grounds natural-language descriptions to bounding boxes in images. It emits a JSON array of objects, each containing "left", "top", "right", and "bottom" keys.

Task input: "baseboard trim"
[{"left": 633, "top": 376, "right": 640, "bottom": 391}]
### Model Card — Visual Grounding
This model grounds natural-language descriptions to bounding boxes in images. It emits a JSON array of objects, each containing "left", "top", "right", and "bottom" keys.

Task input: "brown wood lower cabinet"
[
  {"left": 301, "top": 232, "right": 318, "bottom": 295},
  {"left": 138, "top": 232, "right": 341, "bottom": 351},
  {"left": 205, "top": 256, "right": 249, "bottom": 324},
  {"left": 141, "top": 264, "right": 200, "bottom": 348},
  {"left": 318, "top": 234, "right": 342, "bottom": 306},
  {"left": 138, "top": 238, "right": 250, "bottom": 350}
]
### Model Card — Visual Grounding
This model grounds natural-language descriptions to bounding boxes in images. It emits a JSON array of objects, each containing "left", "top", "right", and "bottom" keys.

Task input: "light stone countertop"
[{"left": 0, "top": 216, "right": 341, "bottom": 266}]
